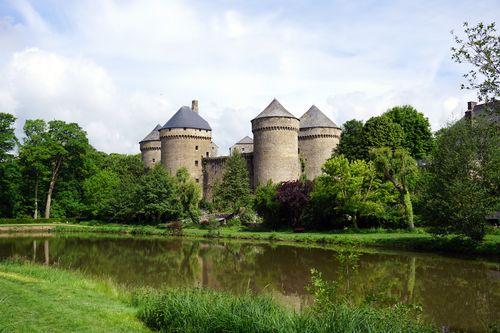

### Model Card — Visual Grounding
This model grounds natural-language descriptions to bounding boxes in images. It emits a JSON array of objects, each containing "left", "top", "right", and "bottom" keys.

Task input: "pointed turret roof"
[
  {"left": 235, "top": 136, "right": 253, "bottom": 145},
  {"left": 140, "top": 124, "right": 162, "bottom": 143},
  {"left": 162, "top": 106, "right": 211, "bottom": 130},
  {"left": 299, "top": 105, "right": 338, "bottom": 129},
  {"left": 253, "top": 99, "right": 297, "bottom": 120}
]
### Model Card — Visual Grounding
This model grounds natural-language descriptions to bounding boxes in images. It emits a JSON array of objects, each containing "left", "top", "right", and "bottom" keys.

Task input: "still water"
[{"left": 0, "top": 234, "right": 498, "bottom": 332}]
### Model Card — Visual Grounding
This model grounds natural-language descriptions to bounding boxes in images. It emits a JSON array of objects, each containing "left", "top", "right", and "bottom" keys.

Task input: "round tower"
[
  {"left": 159, "top": 100, "right": 212, "bottom": 186},
  {"left": 298, "top": 105, "right": 341, "bottom": 179},
  {"left": 139, "top": 124, "right": 162, "bottom": 168},
  {"left": 251, "top": 99, "right": 300, "bottom": 186}
]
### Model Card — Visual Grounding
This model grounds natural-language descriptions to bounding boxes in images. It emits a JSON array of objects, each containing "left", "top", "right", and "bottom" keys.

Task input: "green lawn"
[{"left": 0, "top": 261, "right": 149, "bottom": 333}]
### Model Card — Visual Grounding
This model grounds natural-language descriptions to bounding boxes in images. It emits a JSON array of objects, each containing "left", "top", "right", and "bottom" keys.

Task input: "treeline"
[
  {"left": 213, "top": 105, "right": 499, "bottom": 241},
  {"left": 0, "top": 116, "right": 200, "bottom": 224}
]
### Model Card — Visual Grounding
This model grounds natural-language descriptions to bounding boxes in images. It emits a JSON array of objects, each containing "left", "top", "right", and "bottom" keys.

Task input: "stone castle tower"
[
  {"left": 251, "top": 99, "right": 300, "bottom": 186},
  {"left": 298, "top": 105, "right": 341, "bottom": 179},
  {"left": 139, "top": 124, "right": 162, "bottom": 168},
  {"left": 159, "top": 100, "right": 213, "bottom": 186}
]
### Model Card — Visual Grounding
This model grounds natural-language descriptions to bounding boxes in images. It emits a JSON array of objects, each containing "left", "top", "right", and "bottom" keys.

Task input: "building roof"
[
  {"left": 299, "top": 105, "right": 339, "bottom": 129},
  {"left": 140, "top": 124, "right": 162, "bottom": 143},
  {"left": 162, "top": 106, "right": 212, "bottom": 130},
  {"left": 253, "top": 99, "right": 297, "bottom": 120},
  {"left": 235, "top": 136, "right": 253, "bottom": 145}
]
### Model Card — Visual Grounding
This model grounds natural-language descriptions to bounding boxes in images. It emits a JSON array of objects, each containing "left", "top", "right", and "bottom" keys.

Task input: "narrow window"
[
  {"left": 206, "top": 152, "right": 209, "bottom": 157},
  {"left": 242, "top": 148, "right": 245, "bottom": 152},
  {"left": 195, "top": 145, "right": 199, "bottom": 150},
  {"left": 195, "top": 160, "right": 199, "bottom": 166},
  {"left": 195, "top": 178, "right": 199, "bottom": 183},
  {"left": 152, "top": 158, "right": 155, "bottom": 162}
]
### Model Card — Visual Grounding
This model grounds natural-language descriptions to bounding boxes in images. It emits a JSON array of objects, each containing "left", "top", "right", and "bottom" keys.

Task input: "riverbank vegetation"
[{"left": 0, "top": 261, "right": 437, "bottom": 333}]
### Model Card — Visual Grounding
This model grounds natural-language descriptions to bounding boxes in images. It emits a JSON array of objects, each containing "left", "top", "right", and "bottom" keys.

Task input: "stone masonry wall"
[
  {"left": 202, "top": 153, "right": 254, "bottom": 201},
  {"left": 140, "top": 140, "right": 161, "bottom": 168},
  {"left": 160, "top": 127, "right": 212, "bottom": 188},
  {"left": 298, "top": 127, "right": 341, "bottom": 179},
  {"left": 252, "top": 117, "right": 300, "bottom": 186}
]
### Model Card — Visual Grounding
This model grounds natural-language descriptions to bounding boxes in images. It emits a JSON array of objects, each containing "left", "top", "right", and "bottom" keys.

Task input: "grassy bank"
[
  {"left": 0, "top": 261, "right": 149, "bottom": 333},
  {"left": 44, "top": 224, "right": 500, "bottom": 257},
  {"left": 0, "top": 261, "right": 436, "bottom": 333}
]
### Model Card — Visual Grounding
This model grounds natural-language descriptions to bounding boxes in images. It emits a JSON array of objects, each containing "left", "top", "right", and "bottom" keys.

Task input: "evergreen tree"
[
  {"left": 213, "top": 151, "right": 253, "bottom": 213},
  {"left": 337, "top": 119, "right": 365, "bottom": 161}
]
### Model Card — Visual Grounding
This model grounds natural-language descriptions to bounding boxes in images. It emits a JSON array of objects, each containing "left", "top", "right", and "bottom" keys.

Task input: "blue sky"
[{"left": 0, "top": 0, "right": 499, "bottom": 154}]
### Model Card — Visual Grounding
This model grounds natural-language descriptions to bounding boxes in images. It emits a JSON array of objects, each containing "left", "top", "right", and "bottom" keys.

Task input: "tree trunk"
[
  {"left": 33, "top": 176, "right": 39, "bottom": 219},
  {"left": 44, "top": 157, "right": 62, "bottom": 219},
  {"left": 401, "top": 190, "right": 415, "bottom": 230}
]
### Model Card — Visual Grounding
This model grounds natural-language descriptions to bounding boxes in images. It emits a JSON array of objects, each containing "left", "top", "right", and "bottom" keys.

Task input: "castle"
[{"left": 139, "top": 99, "right": 341, "bottom": 199}]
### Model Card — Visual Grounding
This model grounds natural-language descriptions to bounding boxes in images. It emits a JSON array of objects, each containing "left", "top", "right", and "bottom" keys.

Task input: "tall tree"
[
  {"left": 452, "top": 22, "right": 500, "bottom": 102},
  {"left": 213, "top": 151, "right": 253, "bottom": 213},
  {"left": 337, "top": 119, "right": 365, "bottom": 161},
  {"left": 370, "top": 147, "right": 418, "bottom": 230},
  {"left": 0, "top": 113, "right": 20, "bottom": 217},
  {"left": 0, "top": 113, "right": 17, "bottom": 162},
  {"left": 43, "top": 121, "right": 89, "bottom": 218},
  {"left": 384, "top": 105, "right": 434, "bottom": 159},
  {"left": 362, "top": 116, "right": 404, "bottom": 157}
]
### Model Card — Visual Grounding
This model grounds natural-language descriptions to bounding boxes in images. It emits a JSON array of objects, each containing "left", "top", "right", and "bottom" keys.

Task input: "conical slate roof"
[
  {"left": 299, "top": 105, "right": 338, "bottom": 129},
  {"left": 236, "top": 136, "right": 253, "bottom": 144},
  {"left": 253, "top": 99, "right": 297, "bottom": 120},
  {"left": 140, "top": 124, "right": 162, "bottom": 143},
  {"left": 162, "top": 106, "right": 211, "bottom": 130}
]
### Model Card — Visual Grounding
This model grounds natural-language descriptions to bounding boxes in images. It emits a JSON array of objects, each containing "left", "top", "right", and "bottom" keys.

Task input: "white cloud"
[{"left": 0, "top": 0, "right": 497, "bottom": 153}]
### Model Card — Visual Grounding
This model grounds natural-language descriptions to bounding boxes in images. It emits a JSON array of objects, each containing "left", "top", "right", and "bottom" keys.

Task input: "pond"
[{"left": 0, "top": 234, "right": 498, "bottom": 332}]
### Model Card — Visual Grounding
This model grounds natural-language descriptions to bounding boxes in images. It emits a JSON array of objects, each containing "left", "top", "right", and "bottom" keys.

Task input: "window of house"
[
  {"left": 195, "top": 145, "right": 199, "bottom": 150},
  {"left": 242, "top": 148, "right": 245, "bottom": 152},
  {"left": 195, "top": 160, "right": 199, "bottom": 166},
  {"left": 195, "top": 178, "right": 199, "bottom": 183},
  {"left": 206, "top": 152, "right": 209, "bottom": 157},
  {"left": 152, "top": 158, "right": 155, "bottom": 162}
]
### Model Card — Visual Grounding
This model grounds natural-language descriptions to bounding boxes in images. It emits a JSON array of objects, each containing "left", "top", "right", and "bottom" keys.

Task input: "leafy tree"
[
  {"left": 275, "top": 180, "right": 313, "bottom": 228},
  {"left": 213, "top": 151, "right": 253, "bottom": 213},
  {"left": 384, "top": 106, "right": 434, "bottom": 159},
  {"left": 337, "top": 119, "right": 365, "bottom": 161},
  {"left": 42, "top": 121, "right": 89, "bottom": 218},
  {"left": 421, "top": 118, "right": 499, "bottom": 241},
  {"left": 254, "top": 181, "right": 281, "bottom": 229},
  {"left": 135, "top": 165, "right": 180, "bottom": 224},
  {"left": 175, "top": 168, "right": 201, "bottom": 223},
  {"left": 452, "top": 22, "right": 500, "bottom": 102},
  {"left": 362, "top": 116, "right": 404, "bottom": 156},
  {"left": 83, "top": 170, "right": 121, "bottom": 219},
  {"left": 0, "top": 113, "right": 20, "bottom": 217},
  {"left": 311, "top": 156, "right": 394, "bottom": 228},
  {"left": 370, "top": 148, "right": 418, "bottom": 230}
]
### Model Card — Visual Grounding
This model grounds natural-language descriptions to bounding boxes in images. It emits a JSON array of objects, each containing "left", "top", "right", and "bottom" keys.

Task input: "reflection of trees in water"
[{"left": 0, "top": 236, "right": 497, "bottom": 332}]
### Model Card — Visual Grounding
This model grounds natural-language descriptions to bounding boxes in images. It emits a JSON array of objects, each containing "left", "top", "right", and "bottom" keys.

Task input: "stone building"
[
  {"left": 298, "top": 105, "right": 341, "bottom": 179},
  {"left": 252, "top": 99, "right": 300, "bottom": 185},
  {"left": 139, "top": 124, "right": 161, "bottom": 168},
  {"left": 140, "top": 98, "right": 341, "bottom": 199},
  {"left": 159, "top": 100, "right": 214, "bottom": 187},
  {"left": 229, "top": 136, "right": 253, "bottom": 155}
]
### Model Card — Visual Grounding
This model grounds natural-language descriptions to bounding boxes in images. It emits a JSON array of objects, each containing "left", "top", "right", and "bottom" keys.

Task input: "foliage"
[
  {"left": 0, "top": 114, "right": 21, "bottom": 216},
  {"left": 83, "top": 170, "right": 121, "bottom": 219},
  {"left": 337, "top": 119, "right": 365, "bottom": 161},
  {"left": 421, "top": 118, "right": 499, "bottom": 241},
  {"left": 362, "top": 116, "right": 404, "bottom": 156},
  {"left": 310, "top": 156, "right": 396, "bottom": 229},
  {"left": 370, "top": 148, "right": 418, "bottom": 230},
  {"left": 254, "top": 181, "right": 281, "bottom": 229},
  {"left": 451, "top": 22, "right": 500, "bottom": 102},
  {"left": 0, "top": 112, "right": 17, "bottom": 163},
  {"left": 275, "top": 180, "right": 313, "bottom": 228},
  {"left": 384, "top": 105, "right": 435, "bottom": 159},
  {"left": 213, "top": 151, "right": 253, "bottom": 213},
  {"left": 175, "top": 168, "right": 201, "bottom": 223}
]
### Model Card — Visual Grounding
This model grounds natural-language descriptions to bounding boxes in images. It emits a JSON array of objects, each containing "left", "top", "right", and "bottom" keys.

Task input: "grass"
[
  {"left": 0, "top": 261, "right": 437, "bottom": 333},
  {"left": 132, "top": 288, "right": 436, "bottom": 333},
  {"left": 0, "top": 261, "right": 149, "bottom": 333}
]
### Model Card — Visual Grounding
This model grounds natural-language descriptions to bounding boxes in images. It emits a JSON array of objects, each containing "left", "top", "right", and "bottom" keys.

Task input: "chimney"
[
  {"left": 465, "top": 101, "right": 477, "bottom": 119},
  {"left": 191, "top": 100, "right": 199, "bottom": 113}
]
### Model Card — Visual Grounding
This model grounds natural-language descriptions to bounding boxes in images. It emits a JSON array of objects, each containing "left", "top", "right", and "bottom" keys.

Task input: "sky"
[{"left": 0, "top": 0, "right": 499, "bottom": 154}]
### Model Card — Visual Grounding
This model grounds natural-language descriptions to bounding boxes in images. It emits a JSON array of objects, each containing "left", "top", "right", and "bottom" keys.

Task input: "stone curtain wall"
[
  {"left": 251, "top": 117, "right": 300, "bottom": 186},
  {"left": 140, "top": 140, "right": 161, "bottom": 168},
  {"left": 298, "top": 127, "right": 341, "bottom": 179},
  {"left": 202, "top": 153, "right": 254, "bottom": 201}
]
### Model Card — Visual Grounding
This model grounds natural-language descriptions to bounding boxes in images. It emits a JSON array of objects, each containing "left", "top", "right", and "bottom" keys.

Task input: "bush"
[{"left": 0, "top": 217, "right": 76, "bottom": 225}]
